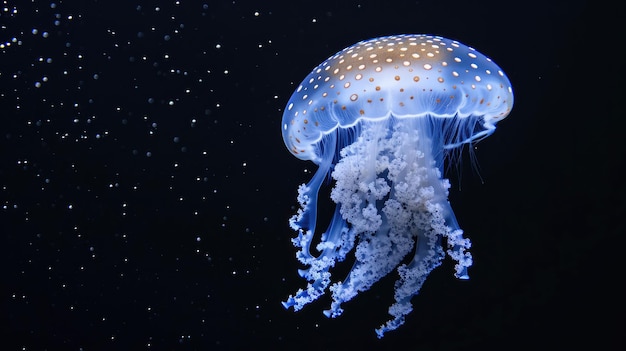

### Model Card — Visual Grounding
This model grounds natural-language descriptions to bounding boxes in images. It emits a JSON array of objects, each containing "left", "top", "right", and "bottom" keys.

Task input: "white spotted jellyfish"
[{"left": 281, "top": 34, "right": 513, "bottom": 338}]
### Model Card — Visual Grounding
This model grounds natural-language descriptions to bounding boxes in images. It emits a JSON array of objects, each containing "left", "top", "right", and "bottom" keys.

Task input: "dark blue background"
[{"left": 1, "top": 0, "right": 622, "bottom": 350}]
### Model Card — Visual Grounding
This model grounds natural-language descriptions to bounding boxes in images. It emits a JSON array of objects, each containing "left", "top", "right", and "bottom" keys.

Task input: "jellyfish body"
[{"left": 281, "top": 34, "right": 513, "bottom": 338}]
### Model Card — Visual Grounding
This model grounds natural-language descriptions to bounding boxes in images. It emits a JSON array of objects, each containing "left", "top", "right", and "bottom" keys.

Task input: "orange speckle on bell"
[
  {"left": 303, "top": 119, "right": 308, "bottom": 124},
  {"left": 359, "top": 109, "right": 365, "bottom": 115}
]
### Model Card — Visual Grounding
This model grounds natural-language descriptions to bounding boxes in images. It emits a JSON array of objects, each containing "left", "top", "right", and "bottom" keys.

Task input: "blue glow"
[{"left": 281, "top": 34, "right": 513, "bottom": 338}]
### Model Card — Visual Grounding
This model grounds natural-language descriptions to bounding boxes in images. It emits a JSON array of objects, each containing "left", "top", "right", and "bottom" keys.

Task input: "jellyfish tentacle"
[
  {"left": 283, "top": 206, "right": 357, "bottom": 311},
  {"left": 325, "top": 220, "right": 411, "bottom": 318},
  {"left": 440, "top": 201, "right": 473, "bottom": 279},
  {"left": 375, "top": 187, "right": 461, "bottom": 337},
  {"left": 324, "top": 119, "right": 416, "bottom": 317},
  {"left": 285, "top": 133, "right": 357, "bottom": 311},
  {"left": 375, "top": 155, "right": 473, "bottom": 337},
  {"left": 288, "top": 132, "right": 338, "bottom": 261},
  {"left": 375, "top": 225, "right": 445, "bottom": 338}
]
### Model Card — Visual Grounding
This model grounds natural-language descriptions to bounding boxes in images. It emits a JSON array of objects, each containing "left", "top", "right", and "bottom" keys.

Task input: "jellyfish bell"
[
  {"left": 281, "top": 34, "right": 513, "bottom": 338},
  {"left": 282, "top": 34, "right": 513, "bottom": 162}
]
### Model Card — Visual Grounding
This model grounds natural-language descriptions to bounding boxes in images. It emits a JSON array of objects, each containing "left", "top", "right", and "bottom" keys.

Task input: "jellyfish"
[{"left": 281, "top": 34, "right": 513, "bottom": 338}]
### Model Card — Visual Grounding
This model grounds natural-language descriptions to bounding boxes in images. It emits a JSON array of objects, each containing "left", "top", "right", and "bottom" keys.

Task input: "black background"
[{"left": 1, "top": 0, "right": 623, "bottom": 350}]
